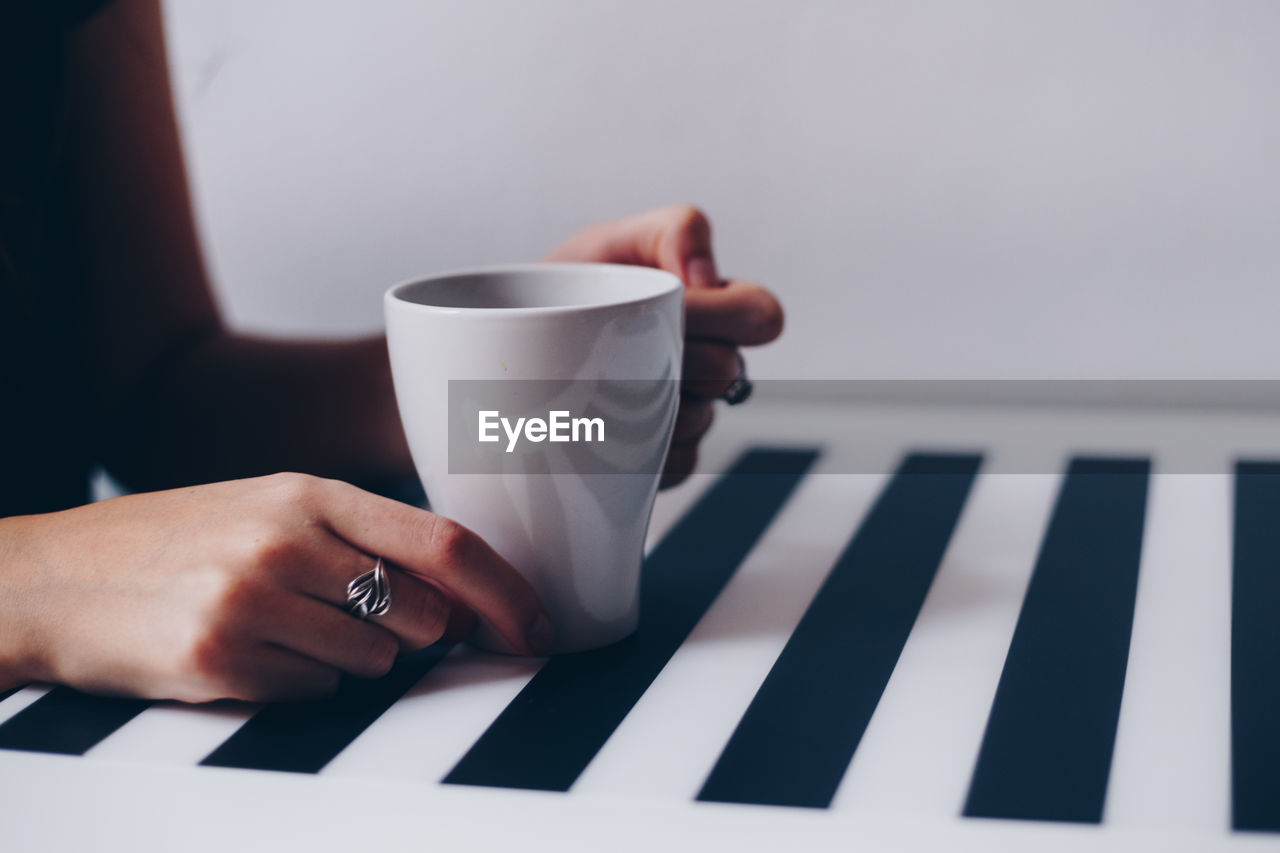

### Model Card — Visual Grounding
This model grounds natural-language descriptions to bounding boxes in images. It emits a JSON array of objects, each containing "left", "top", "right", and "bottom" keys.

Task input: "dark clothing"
[{"left": 1, "top": 0, "right": 111, "bottom": 516}]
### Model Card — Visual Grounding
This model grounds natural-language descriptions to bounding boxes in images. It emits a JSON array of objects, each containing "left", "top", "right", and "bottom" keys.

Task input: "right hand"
[{"left": 0, "top": 473, "right": 554, "bottom": 702}]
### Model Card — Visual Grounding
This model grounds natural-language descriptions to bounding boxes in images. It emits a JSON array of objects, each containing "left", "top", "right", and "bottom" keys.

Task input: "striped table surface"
[{"left": 1, "top": 398, "right": 1278, "bottom": 852}]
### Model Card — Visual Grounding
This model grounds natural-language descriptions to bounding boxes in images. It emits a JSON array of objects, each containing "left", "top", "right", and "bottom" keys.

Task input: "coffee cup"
[{"left": 385, "top": 263, "right": 683, "bottom": 653}]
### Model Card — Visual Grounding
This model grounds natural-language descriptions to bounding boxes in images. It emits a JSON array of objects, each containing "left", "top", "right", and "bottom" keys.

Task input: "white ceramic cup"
[{"left": 385, "top": 263, "right": 684, "bottom": 653}]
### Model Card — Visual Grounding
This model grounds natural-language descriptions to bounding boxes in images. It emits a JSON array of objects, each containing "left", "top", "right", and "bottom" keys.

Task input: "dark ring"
[{"left": 719, "top": 352, "right": 753, "bottom": 405}]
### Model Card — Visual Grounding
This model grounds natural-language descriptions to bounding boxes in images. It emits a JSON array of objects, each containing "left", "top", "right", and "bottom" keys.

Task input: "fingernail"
[
  {"left": 685, "top": 256, "right": 719, "bottom": 289},
  {"left": 526, "top": 613, "right": 556, "bottom": 656}
]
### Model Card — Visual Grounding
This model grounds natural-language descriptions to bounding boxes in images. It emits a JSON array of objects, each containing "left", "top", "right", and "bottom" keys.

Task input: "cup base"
[{"left": 467, "top": 612, "right": 639, "bottom": 656}]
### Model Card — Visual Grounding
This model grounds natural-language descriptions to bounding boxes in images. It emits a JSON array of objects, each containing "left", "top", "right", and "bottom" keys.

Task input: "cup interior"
[{"left": 388, "top": 264, "right": 680, "bottom": 312}]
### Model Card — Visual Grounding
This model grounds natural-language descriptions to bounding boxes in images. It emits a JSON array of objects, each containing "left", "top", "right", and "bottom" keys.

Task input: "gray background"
[{"left": 163, "top": 0, "right": 1280, "bottom": 382}]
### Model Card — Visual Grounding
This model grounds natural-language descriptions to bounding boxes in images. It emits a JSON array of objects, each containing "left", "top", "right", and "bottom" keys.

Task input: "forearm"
[
  {"left": 60, "top": 1, "right": 415, "bottom": 491},
  {"left": 102, "top": 332, "right": 413, "bottom": 491}
]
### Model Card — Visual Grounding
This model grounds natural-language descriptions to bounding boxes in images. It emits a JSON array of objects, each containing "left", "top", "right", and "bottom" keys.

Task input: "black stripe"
[
  {"left": 201, "top": 646, "right": 449, "bottom": 773},
  {"left": 1231, "top": 462, "right": 1280, "bottom": 833},
  {"left": 443, "top": 447, "right": 819, "bottom": 792},
  {"left": 964, "top": 457, "right": 1149, "bottom": 824},
  {"left": 0, "top": 688, "right": 151, "bottom": 755},
  {"left": 697, "top": 452, "right": 982, "bottom": 808}
]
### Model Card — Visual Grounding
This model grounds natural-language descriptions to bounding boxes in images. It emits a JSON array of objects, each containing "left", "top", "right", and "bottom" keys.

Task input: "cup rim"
[{"left": 384, "top": 262, "right": 683, "bottom": 317}]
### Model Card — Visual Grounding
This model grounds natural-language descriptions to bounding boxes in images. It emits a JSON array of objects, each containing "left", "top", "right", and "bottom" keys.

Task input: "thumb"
[
  {"left": 659, "top": 204, "right": 721, "bottom": 289},
  {"left": 546, "top": 204, "right": 723, "bottom": 288},
  {"left": 618, "top": 204, "right": 721, "bottom": 288}
]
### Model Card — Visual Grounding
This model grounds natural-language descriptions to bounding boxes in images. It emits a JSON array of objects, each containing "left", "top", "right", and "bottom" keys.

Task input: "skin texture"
[{"left": 0, "top": 0, "right": 784, "bottom": 698}]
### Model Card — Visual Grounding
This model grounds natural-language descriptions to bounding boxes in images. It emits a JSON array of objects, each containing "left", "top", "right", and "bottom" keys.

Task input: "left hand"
[{"left": 546, "top": 205, "right": 783, "bottom": 487}]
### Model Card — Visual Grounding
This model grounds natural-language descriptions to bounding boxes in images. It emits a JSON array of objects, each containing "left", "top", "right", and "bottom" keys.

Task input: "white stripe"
[
  {"left": 831, "top": 464, "right": 1063, "bottom": 815},
  {"left": 1104, "top": 469, "right": 1232, "bottom": 831},
  {"left": 321, "top": 645, "right": 542, "bottom": 781},
  {"left": 0, "top": 685, "right": 54, "bottom": 726},
  {"left": 85, "top": 701, "right": 260, "bottom": 766},
  {"left": 573, "top": 442, "right": 898, "bottom": 799}
]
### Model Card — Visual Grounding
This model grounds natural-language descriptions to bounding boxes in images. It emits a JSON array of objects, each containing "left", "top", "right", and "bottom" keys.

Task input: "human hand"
[
  {"left": 545, "top": 205, "right": 784, "bottom": 487},
  {"left": 0, "top": 474, "right": 553, "bottom": 701}
]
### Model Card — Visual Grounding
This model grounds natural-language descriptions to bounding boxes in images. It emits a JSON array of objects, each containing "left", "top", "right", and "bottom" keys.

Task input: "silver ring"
[
  {"left": 346, "top": 556, "right": 392, "bottom": 619},
  {"left": 719, "top": 351, "right": 753, "bottom": 406}
]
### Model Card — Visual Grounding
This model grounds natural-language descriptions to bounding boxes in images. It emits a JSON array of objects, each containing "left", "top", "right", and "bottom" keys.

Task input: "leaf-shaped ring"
[{"left": 345, "top": 556, "right": 392, "bottom": 619}]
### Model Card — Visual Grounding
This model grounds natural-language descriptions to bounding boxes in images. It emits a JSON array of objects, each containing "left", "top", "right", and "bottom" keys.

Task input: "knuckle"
[
  {"left": 424, "top": 515, "right": 473, "bottom": 568},
  {"left": 262, "top": 471, "right": 325, "bottom": 510},
  {"left": 672, "top": 203, "right": 711, "bottom": 236},
  {"left": 322, "top": 476, "right": 363, "bottom": 506}
]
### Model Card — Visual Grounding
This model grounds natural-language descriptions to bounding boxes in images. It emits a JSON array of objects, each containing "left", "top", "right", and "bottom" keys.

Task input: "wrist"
[{"left": 0, "top": 515, "right": 55, "bottom": 687}]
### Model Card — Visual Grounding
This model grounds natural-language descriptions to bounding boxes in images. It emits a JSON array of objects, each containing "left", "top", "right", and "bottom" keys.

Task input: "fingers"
[
  {"left": 661, "top": 443, "right": 699, "bottom": 489},
  {"left": 370, "top": 569, "right": 455, "bottom": 650},
  {"left": 654, "top": 204, "right": 718, "bottom": 288},
  {"left": 182, "top": 639, "right": 341, "bottom": 704},
  {"left": 440, "top": 599, "right": 478, "bottom": 645},
  {"left": 682, "top": 341, "right": 740, "bottom": 401},
  {"left": 544, "top": 203, "right": 783, "bottom": 344},
  {"left": 663, "top": 403, "right": 712, "bottom": 489},
  {"left": 672, "top": 398, "right": 715, "bottom": 443},
  {"left": 546, "top": 204, "right": 721, "bottom": 289},
  {"left": 318, "top": 483, "right": 554, "bottom": 655},
  {"left": 235, "top": 645, "right": 342, "bottom": 703},
  {"left": 685, "top": 279, "right": 784, "bottom": 345},
  {"left": 293, "top": 543, "right": 457, "bottom": 652},
  {"left": 195, "top": 531, "right": 463, "bottom": 697},
  {"left": 255, "top": 593, "right": 402, "bottom": 680},
  {"left": 663, "top": 397, "right": 716, "bottom": 490}
]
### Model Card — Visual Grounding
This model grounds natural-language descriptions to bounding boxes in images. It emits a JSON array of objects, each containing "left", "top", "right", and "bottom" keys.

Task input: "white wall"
[{"left": 163, "top": 0, "right": 1280, "bottom": 380}]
